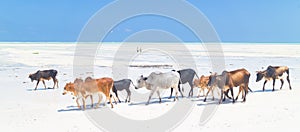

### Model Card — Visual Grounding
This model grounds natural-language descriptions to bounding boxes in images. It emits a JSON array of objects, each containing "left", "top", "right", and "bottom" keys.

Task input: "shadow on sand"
[
  {"left": 253, "top": 89, "right": 277, "bottom": 93},
  {"left": 129, "top": 98, "right": 174, "bottom": 106},
  {"left": 26, "top": 87, "right": 55, "bottom": 91},
  {"left": 57, "top": 104, "right": 99, "bottom": 112}
]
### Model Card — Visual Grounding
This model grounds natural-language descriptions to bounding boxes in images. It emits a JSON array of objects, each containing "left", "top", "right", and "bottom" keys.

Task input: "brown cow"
[
  {"left": 62, "top": 79, "right": 88, "bottom": 110},
  {"left": 193, "top": 75, "right": 219, "bottom": 99},
  {"left": 207, "top": 68, "right": 250, "bottom": 104},
  {"left": 62, "top": 77, "right": 116, "bottom": 110},
  {"left": 256, "top": 65, "right": 292, "bottom": 91}
]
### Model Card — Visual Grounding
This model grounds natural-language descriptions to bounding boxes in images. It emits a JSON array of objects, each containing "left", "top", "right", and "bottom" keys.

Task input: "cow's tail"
[
  {"left": 248, "top": 87, "right": 253, "bottom": 93},
  {"left": 195, "top": 72, "right": 199, "bottom": 79},
  {"left": 286, "top": 67, "right": 290, "bottom": 78},
  {"left": 130, "top": 79, "right": 138, "bottom": 89}
]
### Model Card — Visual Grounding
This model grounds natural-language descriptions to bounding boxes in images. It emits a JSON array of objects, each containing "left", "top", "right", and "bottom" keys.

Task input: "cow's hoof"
[{"left": 203, "top": 98, "right": 207, "bottom": 102}]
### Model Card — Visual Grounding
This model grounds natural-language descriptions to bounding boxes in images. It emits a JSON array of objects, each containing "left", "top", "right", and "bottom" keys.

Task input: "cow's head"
[
  {"left": 256, "top": 71, "right": 265, "bottom": 82},
  {"left": 28, "top": 74, "right": 35, "bottom": 82},
  {"left": 207, "top": 72, "right": 224, "bottom": 88},
  {"left": 208, "top": 74, "right": 216, "bottom": 87},
  {"left": 136, "top": 75, "right": 148, "bottom": 89},
  {"left": 62, "top": 82, "right": 75, "bottom": 96},
  {"left": 207, "top": 72, "right": 217, "bottom": 87}
]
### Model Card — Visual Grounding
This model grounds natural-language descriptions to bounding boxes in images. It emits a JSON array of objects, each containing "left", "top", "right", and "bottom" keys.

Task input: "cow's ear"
[{"left": 143, "top": 77, "right": 148, "bottom": 81}]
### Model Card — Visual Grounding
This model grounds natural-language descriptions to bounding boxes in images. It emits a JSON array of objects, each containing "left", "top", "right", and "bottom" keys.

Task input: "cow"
[
  {"left": 206, "top": 68, "right": 250, "bottom": 104},
  {"left": 136, "top": 71, "right": 180, "bottom": 105},
  {"left": 113, "top": 79, "right": 137, "bottom": 103},
  {"left": 256, "top": 65, "right": 292, "bottom": 91},
  {"left": 62, "top": 79, "right": 88, "bottom": 110},
  {"left": 194, "top": 75, "right": 220, "bottom": 99},
  {"left": 62, "top": 77, "right": 116, "bottom": 110},
  {"left": 169, "top": 68, "right": 199, "bottom": 98},
  {"left": 28, "top": 69, "right": 58, "bottom": 90}
]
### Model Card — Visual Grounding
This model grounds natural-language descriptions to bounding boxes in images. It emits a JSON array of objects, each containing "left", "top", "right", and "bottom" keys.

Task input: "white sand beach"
[{"left": 0, "top": 43, "right": 300, "bottom": 131}]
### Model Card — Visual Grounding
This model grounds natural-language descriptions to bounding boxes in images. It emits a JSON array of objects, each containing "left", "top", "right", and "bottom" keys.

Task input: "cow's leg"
[
  {"left": 110, "top": 93, "right": 118, "bottom": 105},
  {"left": 82, "top": 97, "right": 86, "bottom": 110},
  {"left": 114, "top": 90, "right": 121, "bottom": 103},
  {"left": 222, "top": 90, "right": 227, "bottom": 102},
  {"left": 203, "top": 88, "right": 206, "bottom": 96},
  {"left": 126, "top": 89, "right": 131, "bottom": 103},
  {"left": 178, "top": 86, "right": 184, "bottom": 98},
  {"left": 286, "top": 74, "right": 292, "bottom": 90},
  {"left": 223, "top": 89, "right": 229, "bottom": 101},
  {"left": 42, "top": 80, "right": 47, "bottom": 89},
  {"left": 146, "top": 89, "right": 156, "bottom": 105},
  {"left": 219, "top": 90, "right": 224, "bottom": 104},
  {"left": 90, "top": 95, "right": 93, "bottom": 108},
  {"left": 35, "top": 80, "right": 40, "bottom": 90},
  {"left": 105, "top": 92, "right": 114, "bottom": 108},
  {"left": 188, "top": 88, "right": 193, "bottom": 98},
  {"left": 188, "top": 81, "right": 193, "bottom": 97},
  {"left": 211, "top": 87, "right": 215, "bottom": 100},
  {"left": 272, "top": 79, "right": 276, "bottom": 91},
  {"left": 235, "top": 86, "right": 242, "bottom": 101},
  {"left": 109, "top": 95, "right": 114, "bottom": 108},
  {"left": 95, "top": 93, "right": 103, "bottom": 109},
  {"left": 52, "top": 78, "right": 56, "bottom": 88},
  {"left": 170, "top": 87, "right": 183, "bottom": 99},
  {"left": 280, "top": 79, "right": 284, "bottom": 90},
  {"left": 262, "top": 80, "right": 267, "bottom": 91},
  {"left": 197, "top": 87, "right": 203, "bottom": 98},
  {"left": 76, "top": 98, "right": 81, "bottom": 109},
  {"left": 174, "top": 87, "right": 179, "bottom": 101},
  {"left": 56, "top": 79, "right": 59, "bottom": 88},
  {"left": 156, "top": 90, "right": 161, "bottom": 103},
  {"left": 168, "top": 88, "right": 173, "bottom": 99},
  {"left": 242, "top": 86, "right": 247, "bottom": 102},
  {"left": 203, "top": 87, "right": 212, "bottom": 102},
  {"left": 114, "top": 95, "right": 118, "bottom": 104},
  {"left": 230, "top": 87, "right": 235, "bottom": 103}
]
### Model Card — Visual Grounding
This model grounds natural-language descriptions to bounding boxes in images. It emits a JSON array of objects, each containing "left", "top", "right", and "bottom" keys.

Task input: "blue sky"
[{"left": 0, "top": 0, "right": 300, "bottom": 42}]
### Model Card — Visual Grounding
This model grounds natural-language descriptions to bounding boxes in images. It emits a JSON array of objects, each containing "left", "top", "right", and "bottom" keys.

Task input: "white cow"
[{"left": 136, "top": 71, "right": 180, "bottom": 105}]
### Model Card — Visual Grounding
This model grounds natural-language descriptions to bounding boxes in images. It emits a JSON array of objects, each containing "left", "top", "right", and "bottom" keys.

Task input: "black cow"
[
  {"left": 112, "top": 79, "right": 137, "bottom": 103},
  {"left": 28, "top": 69, "right": 58, "bottom": 90},
  {"left": 169, "top": 68, "right": 199, "bottom": 98}
]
